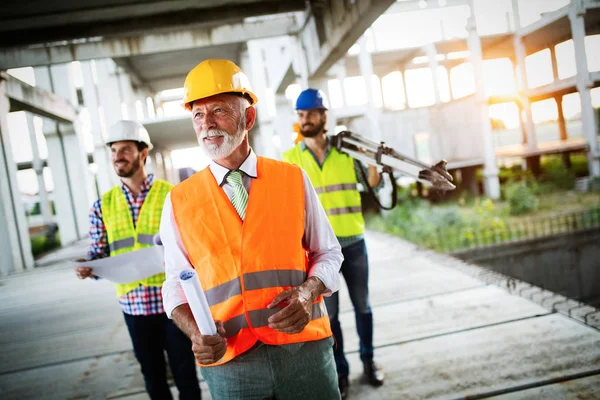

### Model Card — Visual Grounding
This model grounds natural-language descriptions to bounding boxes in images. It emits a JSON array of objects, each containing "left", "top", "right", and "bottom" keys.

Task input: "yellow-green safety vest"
[
  {"left": 101, "top": 179, "right": 173, "bottom": 297},
  {"left": 283, "top": 143, "right": 364, "bottom": 237}
]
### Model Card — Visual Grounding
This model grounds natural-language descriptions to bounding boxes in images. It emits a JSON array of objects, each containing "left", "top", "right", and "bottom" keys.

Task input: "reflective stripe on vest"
[
  {"left": 108, "top": 234, "right": 155, "bottom": 252},
  {"left": 205, "top": 270, "right": 306, "bottom": 307},
  {"left": 283, "top": 144, "right": 364, "bottom": 237},
  {"left": 222, "top": 302, "right": 327, "bottom": 338},
  {"left": 101, "top": 179, "right": 173, "bottom": 297},
  {"left": 313, "top": 183, "right": 358, "bottom": 195},
  {"left": 171, "top": 157, "right": 332, "bottom": 366}
]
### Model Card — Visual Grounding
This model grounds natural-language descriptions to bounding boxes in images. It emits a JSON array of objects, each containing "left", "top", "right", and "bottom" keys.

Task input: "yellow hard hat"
[{"left": 182, "top": 59, "right": 258, "bottom": 111}]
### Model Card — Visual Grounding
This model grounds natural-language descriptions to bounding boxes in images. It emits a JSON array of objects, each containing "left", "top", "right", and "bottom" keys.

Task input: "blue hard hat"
[{"left": 295, "top": 88, "right": 329, "bottom": 110}]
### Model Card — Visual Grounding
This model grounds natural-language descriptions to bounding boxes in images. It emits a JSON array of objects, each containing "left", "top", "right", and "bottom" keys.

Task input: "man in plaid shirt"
[{"left": 75, "top": 120, "right": 201, "bottom": 399}]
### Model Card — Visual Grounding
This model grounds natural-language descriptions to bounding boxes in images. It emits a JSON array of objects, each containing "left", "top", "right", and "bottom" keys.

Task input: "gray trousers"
[{"left": 200, "top": 337, "right": 341, "bottom": 400}]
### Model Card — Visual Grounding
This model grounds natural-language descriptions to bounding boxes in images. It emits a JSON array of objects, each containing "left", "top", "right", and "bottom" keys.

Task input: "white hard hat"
[{"left": 105, "top": 120, "right": 153, "bottom": 150}]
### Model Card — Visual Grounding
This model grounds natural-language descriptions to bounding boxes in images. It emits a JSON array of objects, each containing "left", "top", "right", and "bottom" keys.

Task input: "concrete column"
[
  {"left": 153, "top": 151, "right": 166, "bottom": 181},
  {"left": 400, "top": 70, "right": 410, "bottom": 108},
  {"left": 59, "top": 122, "right": 94, "bottom": 238},
  {"left": 81, "top": 60, "right": 115, "bottom": 193},
  {"left": 357, "top": 34, "right": 383, "bottom": 141},
  {"left": 569, "top": 3, "right": 600, "bottom": 177},
  {"left": 95, "top": 59, "right": 124, "bottom": 130},
  {"left": 291, "top": 35, "right": 310, "bottom": 89},
  {"left": 137, "top": 91, "right": 150, "bottom": 120},
  {"left": 425, "top": 43, "right": 442, "bottom": 105},
  {"left": 467, "top": 15, "right": 500, "bottom": 199},
  {"left": 556, "top": 95, "right": 568, "bottom": 141},
  {"left": 25, "top": 113, "right": 53, "bottom": 224},
  {"left": 34, "top": 65, "right": 93, "bottom": 243},
  {"left": 162, "top": 152, "right": 180, "bottom": 184},
  {"left": 332, "top": 61, "right": 348, "bottom": 108},
  {"left": 549, "top": 45, "right": 560, "bottom": 82},
  {"left": 246, "top": 41, "right": 277, "bottom": 158},
  {"left": 117, "top": 69, "right": 137, "bottom": 121},
  {"left": 274, "top": 93, "right": 295, "bottom": 153},
  {"left": 0, "top": 81, "right": 35, "bottom": 274},
  {"left": 512, "top": 0, "right": 537, "bottom": 151}
]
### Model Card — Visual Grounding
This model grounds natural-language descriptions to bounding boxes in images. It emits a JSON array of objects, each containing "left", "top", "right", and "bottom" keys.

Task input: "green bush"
[
  {"left": 505, "top": 181, "right": 539, "bottom": 215},
  {"left": 541, "top": 157, "right": 575, "bottom": 190}
]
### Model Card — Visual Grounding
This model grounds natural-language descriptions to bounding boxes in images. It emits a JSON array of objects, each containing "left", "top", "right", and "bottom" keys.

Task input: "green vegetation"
[
  {"left": 366, "top": 157, "right": 600, "bottom": 252},
  {"left": 30, "top": 232, "right": 61, "bottom": 257}
]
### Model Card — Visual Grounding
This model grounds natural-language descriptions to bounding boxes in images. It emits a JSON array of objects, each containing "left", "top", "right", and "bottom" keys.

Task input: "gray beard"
[{"left": 198, "top": 128, "right": 245, "bottom": 159}]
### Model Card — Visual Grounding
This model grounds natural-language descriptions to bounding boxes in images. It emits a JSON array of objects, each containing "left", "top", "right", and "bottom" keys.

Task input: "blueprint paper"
[
  {"left": 179, "top": 270, "right": 217, "bottom": 335},
  {"left": 71, "top": 246, "right": 165, "bottom": 284}
]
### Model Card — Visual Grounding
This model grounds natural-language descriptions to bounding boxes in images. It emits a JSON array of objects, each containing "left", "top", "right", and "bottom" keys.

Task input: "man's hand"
[
  {"left": 75, "top": 265, "right": 96, "bottom": 280},
  {"left": 267, "top": 276, "right": 325, "bottom": 334},
  {"left": 191, "top": 321, "right": 227, "bottom": 365}
]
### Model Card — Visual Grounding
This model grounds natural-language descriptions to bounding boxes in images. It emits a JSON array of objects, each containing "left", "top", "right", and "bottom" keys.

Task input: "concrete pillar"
[
  {"left": 81, "top": 60, "right": 115, "bottom": 193},
  {"left": 425, "top": 43, "right": 442, "bottom": 105},
  {"left": 569, "top": 3, "right": 600, "bottom": 177},
  {"left": 467, "top": 15, "right": 500, "bottom": 199},
  {"left": 25, "top": 113, "right": 53, "bottom": 224},
  {"left": 556, "top": 95, "right": 568, "bottom": 141},
  {"left": 95, "top": 59, "right": 124, "bottom": 131},
  {"left": 162, "top": 152, "right": 180, "bottom": 184},
  {"left": 34, "top": 65, "right": 93, "bottom": 243},
  {"left": 137, "top": 91, "right": 150, "bottom": 120},
  {"left": 357, "top": 34, "right": 383, "bottom": 141},
  {"left": 332, "top": 61, "right": 348, "bottom": 108},
  {"left": 117, "top": 69, "right": 137, "bottom": 121},
  {"left": 400, "top": 70, "right": 410, "bottom": 108},
  {"left": 0, "top": 80, "right": 35, "bottom": 274},
  {"left": 274, "top": 93, "right": 295, "bottom": 153},
  {"left": 246, "top": 41, "right": 277, "bottom": 159},
  {"left": 549, "top": 45, "right": 560, "bottom": 82},
  {"left": 153, "top": 151, "right": 166, "bottom": 181},
  {"left": 291, "top": 35, "right": 310, "bottom": 89},
  {"left": 512, "top": 0, "right": 537, "bottom": 151}
]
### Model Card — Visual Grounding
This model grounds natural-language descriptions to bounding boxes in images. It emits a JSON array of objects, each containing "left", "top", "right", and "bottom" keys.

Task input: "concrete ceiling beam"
[
  {"left": 0, "top": 15, "right": 299, "bottom": 69},
  {"left": 0, "top": 0, "right": 305, "bottom": 48},
  {"left": 1, "top": 72, "right": 76, "bottom": 123}
]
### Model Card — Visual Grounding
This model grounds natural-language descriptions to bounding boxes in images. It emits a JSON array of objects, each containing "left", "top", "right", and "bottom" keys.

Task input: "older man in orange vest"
[{"left": 159, "top": 59, "right": 344, "bottom": 399}]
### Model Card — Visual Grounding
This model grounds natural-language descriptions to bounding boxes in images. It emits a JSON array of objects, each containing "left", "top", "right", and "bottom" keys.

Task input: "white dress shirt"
[{"left": 160, "top": 150, "right": 343, "bottom": 318}]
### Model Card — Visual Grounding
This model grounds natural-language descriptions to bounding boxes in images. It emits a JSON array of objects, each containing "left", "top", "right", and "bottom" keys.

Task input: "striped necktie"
[{"left": 227, "top": 170, "right": 248, "bottom": 220}]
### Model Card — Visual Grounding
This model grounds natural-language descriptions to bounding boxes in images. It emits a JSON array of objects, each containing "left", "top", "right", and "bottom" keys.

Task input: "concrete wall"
[{"left": 452, "top": 228, "right": 600, "bottom": 306}]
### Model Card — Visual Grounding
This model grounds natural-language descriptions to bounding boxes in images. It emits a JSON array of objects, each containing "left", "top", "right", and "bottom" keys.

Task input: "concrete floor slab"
[
  {"left": 2, "top": 231, "right": 598, "bottom": 399},
  {"left": 344, "top": 314, "right": 600, "bottom": 400},
  {"left": 0, "top": 351, "right": 140, "bottom": 400},
  {"left": 339, "top": 285, "right": 550, "bottom": 353},
  {"left": 338, "top": 253, "right": 485, "bottom": 313},
  {"left": 492, "top": 374, "right": 600, "bottom": 399}
]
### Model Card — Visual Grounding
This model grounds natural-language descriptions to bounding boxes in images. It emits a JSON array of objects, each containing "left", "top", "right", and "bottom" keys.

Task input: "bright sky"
[{"left": 7, "top": 0, "right": 600, "bottom": 194}]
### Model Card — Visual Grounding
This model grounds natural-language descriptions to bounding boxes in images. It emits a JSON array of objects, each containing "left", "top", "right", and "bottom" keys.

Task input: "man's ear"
[
  {"left": 141, "top": 147, "right": 149, "bottom": 164},
  {"left": 245, "top": 106, "right": 257, "bottom": 131}
]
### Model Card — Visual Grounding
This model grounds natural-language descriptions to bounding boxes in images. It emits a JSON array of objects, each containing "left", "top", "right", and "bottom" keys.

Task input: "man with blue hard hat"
[{"left": 283, "top": 88, "right": 384, "bottom": 398}]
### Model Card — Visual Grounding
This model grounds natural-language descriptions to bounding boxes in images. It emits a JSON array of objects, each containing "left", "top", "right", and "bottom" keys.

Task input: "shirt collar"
[
  {"left": 300, "top": 137, "right": 331, "bottom": 152},
  {"left": 120, "top": 173, "right": 154, "bottom": 195},
  {"left": 209, "top": 149, "right": 257, "bottom": 186}
]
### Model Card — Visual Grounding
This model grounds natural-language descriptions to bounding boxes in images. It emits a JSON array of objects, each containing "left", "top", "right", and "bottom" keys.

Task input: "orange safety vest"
[{"left": 170, "top": 156, "right": 332, "bottom": 366}]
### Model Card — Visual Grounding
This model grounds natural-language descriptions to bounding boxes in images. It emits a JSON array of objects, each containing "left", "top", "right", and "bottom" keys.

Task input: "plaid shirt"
[{"left": 88, "top": 174, "right": 165, "bottom": 316}]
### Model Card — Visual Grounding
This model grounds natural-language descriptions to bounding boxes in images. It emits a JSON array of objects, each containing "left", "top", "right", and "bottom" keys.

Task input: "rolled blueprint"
[{"left": 179, "top": 270, "right": 217, "bottom": 336}]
